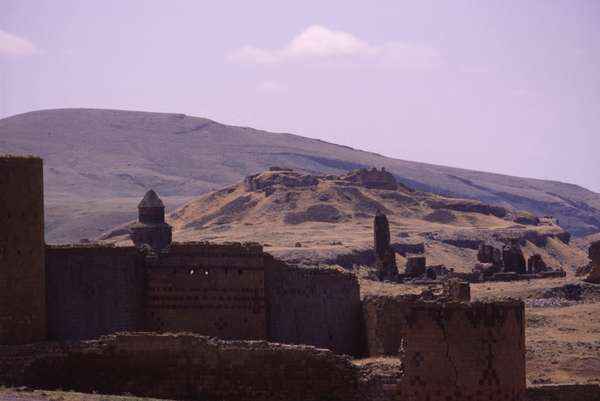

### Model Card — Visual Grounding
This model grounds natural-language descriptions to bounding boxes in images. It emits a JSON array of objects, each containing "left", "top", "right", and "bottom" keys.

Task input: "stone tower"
[
  {"left": 373, "top": 211, "right": 398, "bottom": 281},
  {"left": 131, "top": 189, "right": 172, "bottom": 252},
  {"left": 0, "top": 156, "right": 46, "bottom": 344}
]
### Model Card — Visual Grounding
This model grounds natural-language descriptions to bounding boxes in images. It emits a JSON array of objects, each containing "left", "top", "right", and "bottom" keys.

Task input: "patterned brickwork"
[
  {"left": 363, "top": 297, "right": 526, "bottom": 401},
  {"left": 146, "top": 242, "right": 267, "bottom": 340},
  {"left": 0, "top": 156, "right": 46, "bottom": 344}
]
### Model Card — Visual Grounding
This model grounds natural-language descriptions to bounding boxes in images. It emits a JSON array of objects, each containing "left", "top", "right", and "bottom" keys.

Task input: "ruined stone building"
[
  {"left": 341, "top": 167, "right": 398, "bottom": 190},
  {"left": 0, "top": 156, "right": 536, "bottom": 401}
]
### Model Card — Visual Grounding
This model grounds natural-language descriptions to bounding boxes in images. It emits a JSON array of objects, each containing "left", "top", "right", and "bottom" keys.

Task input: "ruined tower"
[
  {"left": 0, "top": 156, "right": 46, "bottom": 344},
  {"left": 131, "top": 189, "right": 172, "bottom": 252},
  {"left": 373, "top": 211, "right": 398, "bottom": 281}
]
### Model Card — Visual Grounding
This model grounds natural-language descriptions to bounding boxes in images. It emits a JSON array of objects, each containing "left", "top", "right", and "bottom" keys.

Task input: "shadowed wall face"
[
  {"left": 265, "top": 259, "right": 362, "bottom": 356},
  {"left": 0, "top": 156, "right": 46, "bottom": 344},
  {"left": 45, "top": 246, "right": 145, "bottom": 340}
]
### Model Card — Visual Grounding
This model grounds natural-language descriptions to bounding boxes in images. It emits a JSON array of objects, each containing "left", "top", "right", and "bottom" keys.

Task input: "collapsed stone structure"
[
  {"left": 502, "top": 241, "right": 527, "bottom": 274},
  {"left": 341, "top": 167, "right": 398, "bottom": 190},
  {"left": 478, "top": 243, "right": 503, "bottom": 270},
  {"left": 405, "top": 255, "right": 427, "bottom": 278},
  {"left": 362, "top": 297, "right": 526, "bottom": 400},
  {"left": 0, "top": 156, "right": 540, "bottom": 400},
  {"left": 476, "top": 241, "right": 564, "bottom": 282}
]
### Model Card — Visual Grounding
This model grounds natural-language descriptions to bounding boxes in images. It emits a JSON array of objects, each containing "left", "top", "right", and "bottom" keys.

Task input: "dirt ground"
[{"left": 473, "top": 278, "right": 600, "bottom": 385}]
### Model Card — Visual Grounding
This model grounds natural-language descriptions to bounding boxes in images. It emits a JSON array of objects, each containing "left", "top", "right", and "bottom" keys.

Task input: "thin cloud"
[
  {"left": 229, "top": 25, "right": 441, "bottom": 69},
  {"left": 0, "top": 29, "right": 38, "bottom": 56}
]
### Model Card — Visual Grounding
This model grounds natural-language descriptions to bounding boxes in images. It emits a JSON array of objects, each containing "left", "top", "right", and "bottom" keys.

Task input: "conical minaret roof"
[{"left": 138, "top": 189, "right": 165, "bottom": 208}]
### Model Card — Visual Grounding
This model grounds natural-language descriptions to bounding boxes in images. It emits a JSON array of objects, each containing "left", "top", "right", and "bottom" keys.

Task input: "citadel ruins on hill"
[{"left": 1, "top": 156, "right": 599, "bottom": 401}]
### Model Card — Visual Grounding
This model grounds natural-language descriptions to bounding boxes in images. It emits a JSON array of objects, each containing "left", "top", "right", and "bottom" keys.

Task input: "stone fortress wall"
[
  {"left": 4, "top": 156, "right": 592, "bottom": 400},
  {"left": 45, "top": 242, "right": 361, "bottom": 352},
  {"left": 0, "top": 332, "right": 594, "bottom": 401},
  {"left": 265, "top": 256, "right": 362, "bottom": 356},
  {"left": 0, "top": 333, "right": 358, "bottom": 401},
  {"left": 0, "top": 156, "right": 46, "bottom": 344},
  {"left": 146, "top": 242, "right": 267, "bottom": 340},
  {"left": 45, "top": 245, "right": 145, "bottom": 340}
]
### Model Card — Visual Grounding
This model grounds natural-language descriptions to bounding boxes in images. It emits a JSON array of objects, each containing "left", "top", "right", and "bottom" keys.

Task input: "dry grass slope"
[{"left": 1, "top": 108, "right": 599, "bottom": 242}]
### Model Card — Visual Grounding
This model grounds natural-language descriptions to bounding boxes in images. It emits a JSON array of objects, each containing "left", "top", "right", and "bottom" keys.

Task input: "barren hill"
[
  {"left": 104, "top": 168, "right": 587, "bottom": 273},
  {"left": 1, "top": 108, "right": 599, "bottom": 242}
]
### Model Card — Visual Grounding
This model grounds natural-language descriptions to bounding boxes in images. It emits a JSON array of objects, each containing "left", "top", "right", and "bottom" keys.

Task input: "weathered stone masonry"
[
  {"left": 46, "top": 245, "right": 145, "bottom": 340},
  {"left": 0, "top": 333, "right": 359, "bottom": 401},
  {"left": 0, "top": 156, "right": 46, "bottom": 344},
  {"left": 0, "top": 156, "right": 534, "bottom": 401},
  {"left": 44, "top": 240, "right": 363, "bottom": 355},
  {"left": 146, "top": 242, "right": 267, "bottom": 340},
  {"left": 265, "top": 257, "right": 362, "bottom": 356},
  {"left": 362, "top": 297, "right": 526, "bottom": 401}
]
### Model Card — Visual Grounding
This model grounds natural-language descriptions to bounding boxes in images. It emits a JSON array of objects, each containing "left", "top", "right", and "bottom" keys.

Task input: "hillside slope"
[
  {"left": 102, "top": 169, "right": 587, "bottom": 272},
  {"left": 1, "top": 108, "right": 599, "bottom": 241}
]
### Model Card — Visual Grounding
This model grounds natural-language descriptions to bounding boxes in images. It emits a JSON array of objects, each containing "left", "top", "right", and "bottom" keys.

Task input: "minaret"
[{"left": 131, "top": 189, "right": 172, "bottom": 252}]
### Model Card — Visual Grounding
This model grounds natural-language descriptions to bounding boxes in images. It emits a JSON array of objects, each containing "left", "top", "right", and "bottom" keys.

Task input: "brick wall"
[
  {"left": 0, "top": 333, "right": 358, "bottom": 401},
  {"left": 265, "top": 257, "right": 362, "bottom": 356},
  {"left": 0, "top": 156, "right": 46, "bottom": 344},
  {"left": 146, "top": 242, "right": 267, "bottom": 340},
  {"left": 363, "top": 296, "right": 526, "bottom": 401},
  {"left": 46, "top": 245, "right": 145, "bottom": 340}
]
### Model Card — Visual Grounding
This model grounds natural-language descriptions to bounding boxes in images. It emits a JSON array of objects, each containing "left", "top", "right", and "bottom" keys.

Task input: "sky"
[{"left": 1, "top": 0, "right": 599, "bottom": 192}]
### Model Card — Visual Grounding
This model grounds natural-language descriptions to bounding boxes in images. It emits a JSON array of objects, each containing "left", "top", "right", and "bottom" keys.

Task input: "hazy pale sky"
[{"left": 1, "top": 0, "right": 598, "bottom": 191}]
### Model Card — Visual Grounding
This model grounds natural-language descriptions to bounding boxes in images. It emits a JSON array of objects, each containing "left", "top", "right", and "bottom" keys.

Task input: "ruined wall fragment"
[
  {"left": 0, "top": 333, "right": 358, "bottom": 401},
  {"left": 362, "top": 296, "right": 526, "bottom": 401}
]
